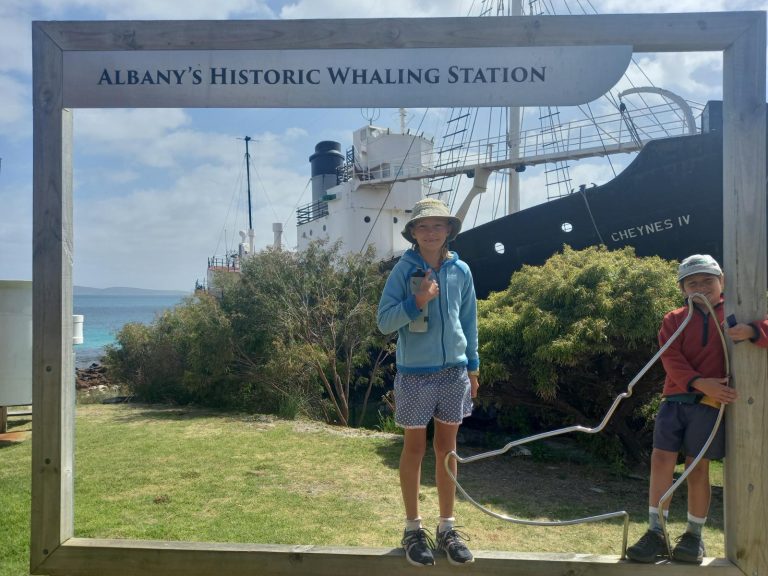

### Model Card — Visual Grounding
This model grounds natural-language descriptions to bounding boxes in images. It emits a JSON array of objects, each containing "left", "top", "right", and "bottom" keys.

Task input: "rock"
[{"left": 75, "top": 363, "right": 112, "bottom": 390}]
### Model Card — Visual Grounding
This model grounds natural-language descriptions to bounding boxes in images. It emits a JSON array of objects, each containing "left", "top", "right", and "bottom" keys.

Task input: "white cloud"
[
  {"left": 0, "top": 74, "right": 28, "bottom": 128},
  {"left": 0, "top": 2, "right": 33, "bottom": 74},
  {"left": 0, "top": 181, "right": 33, "bottom": 281},
  {"left": 595, "top": 0, "right": 766, "bottom": 12},
  {"left": 31, "top": 0, "right": 275, "bottom": 20},
  {"left": 630, "top": 53, "right": 723, "bottom": 103},
  {"left": 72, "top": 159, "right": 310, "bottom": 290},
  {"left": 280, "top": 0, "right": 469, "bottom": 19},
  {"left": 70, "top": 119, "right": 314, "bottom": 289}
]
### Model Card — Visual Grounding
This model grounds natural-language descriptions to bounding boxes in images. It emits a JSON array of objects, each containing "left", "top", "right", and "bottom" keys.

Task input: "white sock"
[
  {"left": 438, "top": 516, "right": 455, "bottom": 534},
  {"left": 686, "top": 512, "right": 706, "bottom": 537},
  {"left": 649, "top": 506, "right": 668, "bottom": 533},
  {"left": 405, "top": 518, "right": 422, "bottom": 532}
]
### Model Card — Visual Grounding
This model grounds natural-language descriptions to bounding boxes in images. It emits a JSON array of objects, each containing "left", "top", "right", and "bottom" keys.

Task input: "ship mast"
[
  {"left": 243, "top": 136, "right": 255, "bottom": 254},
  {"left": 507, "top": 0, "right": 522, "bottom": 215}
]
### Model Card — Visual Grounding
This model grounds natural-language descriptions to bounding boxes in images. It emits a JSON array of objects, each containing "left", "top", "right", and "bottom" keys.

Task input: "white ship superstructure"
[{"left": 296, "top": 125, "right": 433, "bottom": 258}]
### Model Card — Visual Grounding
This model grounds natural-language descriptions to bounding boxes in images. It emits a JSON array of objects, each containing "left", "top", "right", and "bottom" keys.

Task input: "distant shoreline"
[{"left": 74, "top": 286, "right": 189, "bottom": 297}]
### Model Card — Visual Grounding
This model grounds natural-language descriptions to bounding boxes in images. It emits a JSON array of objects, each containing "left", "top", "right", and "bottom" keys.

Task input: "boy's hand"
[
  {"left": 692, "top": 377, "right": 738, "bottom": 404},
  {"left": 414, "top": 270, "right": 439, "bottom": 309},
  {"left": 726, "top": 322, "right": 756, "bottom": 342}
]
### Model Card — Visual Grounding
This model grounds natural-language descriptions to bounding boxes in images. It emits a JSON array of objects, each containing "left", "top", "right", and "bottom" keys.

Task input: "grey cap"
[
  {"left": 401, "top": 198, "right": 462, "bottom": 244},
  {"left": 677, "top": 254, "right": 723, "bottom": 282}
]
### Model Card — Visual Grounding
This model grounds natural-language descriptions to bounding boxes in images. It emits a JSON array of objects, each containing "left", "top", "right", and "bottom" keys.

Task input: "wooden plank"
[
  {"left": 722, "top": 13, "right": 768, "bottom": 576},
  {"left": 36, "top": 12, "right": 757, "bottom": 53},
  {"left": 31, "top": 22, "right": 74, "bottom": 573},
  {"left": 37, "top": 539, "right": 743, "bottom": 576},
  {"left": 0, "top": 406, "right": 7, "bottom": 434}
]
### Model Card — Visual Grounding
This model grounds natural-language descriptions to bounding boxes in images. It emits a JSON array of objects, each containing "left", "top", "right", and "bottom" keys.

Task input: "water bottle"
[{"left": 408, "top": 269, "right": 429, "bottom": 333}]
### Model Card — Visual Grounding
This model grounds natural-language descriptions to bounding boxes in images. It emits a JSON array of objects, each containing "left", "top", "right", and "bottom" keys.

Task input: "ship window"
[
  {"left": 364, "top": 216, "right": 371, "bottom": 223},
  {"left": 323, "top": 225, "right": 326, "bottom": 231},
  {"left": 494, "top": 242, "right": 505, "bottom": 255},
  {"left": 561, "top": 222, "right": 573, "bottom": 233},
  {"left": 309, "top": 229, "right": 313, "bottom": 236},
  {"left": 393, "top": 217, "right": 398, "bottom": 224}
]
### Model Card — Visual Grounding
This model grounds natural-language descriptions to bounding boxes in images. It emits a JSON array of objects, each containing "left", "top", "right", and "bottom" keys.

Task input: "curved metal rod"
[
  {"left": 445, "top": 293, "right": 727, "bottom": 559},
  {"left": 657, "top": 294, "right": 729, "bottom": 558}
]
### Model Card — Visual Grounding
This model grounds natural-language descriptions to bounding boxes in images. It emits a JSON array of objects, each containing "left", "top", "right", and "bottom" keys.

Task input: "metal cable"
[
  {"left": 657, "top": 295, "right": 730, "bottom": 558},
  {"left": 444, "top": 293, "right": 729, "bottom": 559}
]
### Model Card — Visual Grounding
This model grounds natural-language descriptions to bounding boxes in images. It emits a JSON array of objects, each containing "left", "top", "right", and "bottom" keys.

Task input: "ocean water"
[{"left": 74, "top": 294, "right": 186, "bottom": 368}]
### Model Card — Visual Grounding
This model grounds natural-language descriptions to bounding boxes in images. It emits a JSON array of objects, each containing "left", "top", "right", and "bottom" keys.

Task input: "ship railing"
[
  {"left": 207, "top": 256, "right": 240, "bottom": 272},
  {"left": 353, "top": 159, "right": 431, "bottom": 182},
  {"left": 360, "top": 101, "right": 704, "bottom": 185},
  {"left": 296, "top": 199, "right": 330, "bottom": 225}
]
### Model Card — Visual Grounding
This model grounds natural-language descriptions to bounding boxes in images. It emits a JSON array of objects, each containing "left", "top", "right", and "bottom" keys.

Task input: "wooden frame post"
[
  {"left": 31, "top": 21, "right": 75, "bottom": 572},
  {"left": 722, "top": 14, "right": 768, "bottom": 576},
  {"left": 31, "top": 12, "right": 765, "bottom": 576}
]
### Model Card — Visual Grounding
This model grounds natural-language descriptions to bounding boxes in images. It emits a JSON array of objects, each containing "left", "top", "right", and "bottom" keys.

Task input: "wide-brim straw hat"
[{"left": 402, "top": 198, "right": 463, "bottom": 244}]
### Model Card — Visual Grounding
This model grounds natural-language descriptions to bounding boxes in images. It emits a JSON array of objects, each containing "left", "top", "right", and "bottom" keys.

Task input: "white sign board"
[{"left": 63, "top": 46, "right": 632, "bottom": 108}]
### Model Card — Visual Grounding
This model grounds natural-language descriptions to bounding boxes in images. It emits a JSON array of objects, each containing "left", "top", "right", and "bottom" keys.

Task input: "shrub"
[
  {"left": 478, "top": 245, "right": 681, "bottom": 463},
  {"left": 105, "top": 294, "right": 240, "bottom": 407},
  {"left": 228, "top": 241, "right": 392, "bottom": 426}
]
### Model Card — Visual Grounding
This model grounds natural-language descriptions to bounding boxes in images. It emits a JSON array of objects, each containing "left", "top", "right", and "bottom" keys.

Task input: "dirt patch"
[
  {"left": 291, "top": 419, "right": 400, "bottom": 440},
  {"left": 0, "top": 431, "right": 30, "bottom": 444}
]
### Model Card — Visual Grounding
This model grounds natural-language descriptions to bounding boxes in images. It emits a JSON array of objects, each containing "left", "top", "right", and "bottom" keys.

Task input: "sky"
[{"left": 0, "top": 0, "right": 766, "bottom": 291}]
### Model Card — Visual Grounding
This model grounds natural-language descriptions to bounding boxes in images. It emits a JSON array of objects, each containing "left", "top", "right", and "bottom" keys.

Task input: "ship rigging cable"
[{"left": 445, "top": 292, "right": 730, "bottom": 559}]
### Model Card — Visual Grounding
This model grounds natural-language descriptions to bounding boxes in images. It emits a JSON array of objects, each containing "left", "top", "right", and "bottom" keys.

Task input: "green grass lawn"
[{"left": 0, "top": 403, "right": 725, "bottom": 576}]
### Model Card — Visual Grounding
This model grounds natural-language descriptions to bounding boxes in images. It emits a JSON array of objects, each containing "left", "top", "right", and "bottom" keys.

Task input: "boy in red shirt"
[{"left": 626, "top": 254, "right": 768, "bottom": 563}]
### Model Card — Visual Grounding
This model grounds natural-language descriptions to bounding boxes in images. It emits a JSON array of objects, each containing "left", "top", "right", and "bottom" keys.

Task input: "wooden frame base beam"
[{"left": 36, "top": 539, "right": 742, "bottom": 576}]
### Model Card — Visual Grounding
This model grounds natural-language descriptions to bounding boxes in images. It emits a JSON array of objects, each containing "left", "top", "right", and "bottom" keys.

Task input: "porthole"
[
  {"left": 364, "top": 216, "right": 371, "bottom": 223},
  {"left": 494, "top": 242, "right": 505, "bottom": 254},
  {"left": 561, "top": 222, "right": 573, "bottom": 233},
  {"left": 393, "top": 217, "right": 398, "bottom": 224}
]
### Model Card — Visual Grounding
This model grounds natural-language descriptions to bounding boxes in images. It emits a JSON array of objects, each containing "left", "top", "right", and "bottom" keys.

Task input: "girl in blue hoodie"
[{"left": 377, "top": 198, "right": 479, "bottom": 567}]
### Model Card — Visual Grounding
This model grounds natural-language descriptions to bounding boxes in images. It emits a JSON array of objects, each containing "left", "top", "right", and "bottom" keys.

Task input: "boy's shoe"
[
  {"left": 435, "top": 526, "right": 474, "bottom": 565},
  {"left": 626, "top": 529, "right": 667, "bottom": 563},
  {"left": 401, "top": 527, "right": 435, "bottom": 567},
  {"left": 672, "top": 532, "right": 705, "bottom": 564}
]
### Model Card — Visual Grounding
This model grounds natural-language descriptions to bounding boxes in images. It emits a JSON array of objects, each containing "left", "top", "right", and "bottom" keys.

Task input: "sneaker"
[
  {"left": 672, "top": 532, "right": 705, "bottom": 564},
  {"left": 401, "top": 527, "right": 435, "bottom": 567},
  {"left": 626, "top": 529, "right": 667, "bottom": 563},
  {"left": 435, "top": 526, "right": 474, "bottom": 565}
]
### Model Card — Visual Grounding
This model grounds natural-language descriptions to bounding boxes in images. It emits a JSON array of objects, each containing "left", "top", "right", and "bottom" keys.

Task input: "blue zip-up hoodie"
[{"left": 377, "top": 249, "right": 479, "bottom": 374}]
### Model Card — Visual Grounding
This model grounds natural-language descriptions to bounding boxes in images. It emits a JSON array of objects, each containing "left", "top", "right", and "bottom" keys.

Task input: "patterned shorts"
[{"left": 394, "top": 366, "right": 473, "bottom": 429}]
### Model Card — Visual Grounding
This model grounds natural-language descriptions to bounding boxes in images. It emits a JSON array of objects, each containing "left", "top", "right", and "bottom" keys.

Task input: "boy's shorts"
[
  {"left": 394, "top": 366, "right": 473, "bottom": 429},
  {"left": 653, "top": 400, "right": 725, "bottom": 460}
]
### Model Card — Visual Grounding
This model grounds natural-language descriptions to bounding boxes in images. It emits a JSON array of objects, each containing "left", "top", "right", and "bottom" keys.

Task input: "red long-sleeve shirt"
[{"left": 659, "top": 298, "right": 768, "bottom": 397}]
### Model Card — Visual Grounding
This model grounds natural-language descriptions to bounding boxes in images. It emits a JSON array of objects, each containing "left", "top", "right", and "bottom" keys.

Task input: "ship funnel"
[
  {"left": 309, "top": 141, "right": 344, "bottom": 203},
  {"left": 272, "top": 223, "right": 283, "bottom": 249}
]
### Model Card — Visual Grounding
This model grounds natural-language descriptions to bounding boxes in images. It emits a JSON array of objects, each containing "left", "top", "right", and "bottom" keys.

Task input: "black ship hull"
[{"left": 453, "top": 128, "right": 764, "bottom": 299}]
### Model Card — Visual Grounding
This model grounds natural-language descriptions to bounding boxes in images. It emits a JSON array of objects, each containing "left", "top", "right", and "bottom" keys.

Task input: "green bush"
[
  {"left": 228, "top": 241, "right": 392, "bottom": 426},
  {"left": 477, "top": 245, "right": 681, "bottom": 463},
  {"left": 105, "top": 293, "right": 241, "bottom": 407},
  {"left": 107, "top": 242, "right": 392, "bottom": 424}
]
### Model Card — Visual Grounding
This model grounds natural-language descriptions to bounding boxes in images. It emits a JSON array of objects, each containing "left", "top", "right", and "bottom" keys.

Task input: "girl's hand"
[
  {"left": 415, "top": 270, "right": 439, "bottom": 309},
  {"left": 468, "top": 373, "right": 479, "bottom": 398},
  {"left": 692, "top": 377, "right": 738, "bottom": 404}
]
